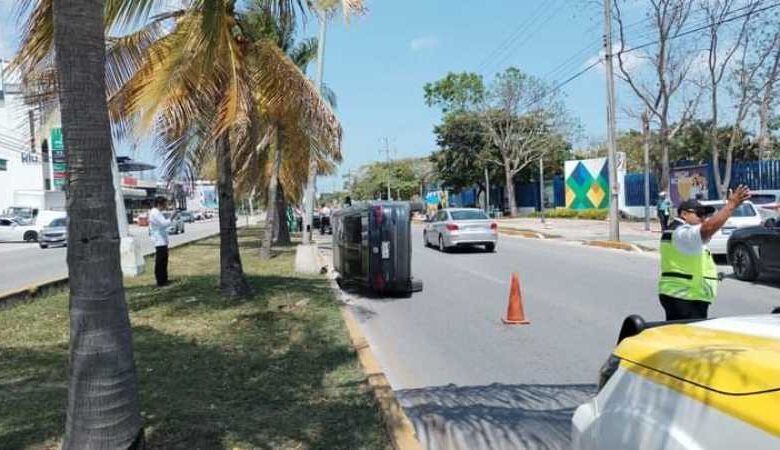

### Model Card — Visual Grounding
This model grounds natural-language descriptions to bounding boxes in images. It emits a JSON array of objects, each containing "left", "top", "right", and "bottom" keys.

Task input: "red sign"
[{"left": 122, "top": 176, "right": 138, "bottom": 187}]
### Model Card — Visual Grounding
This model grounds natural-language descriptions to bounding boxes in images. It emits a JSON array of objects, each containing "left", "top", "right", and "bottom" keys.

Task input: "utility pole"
[
  {"left": 642, "top": 110, "right": 651, "bottom": 232},
  {"left": 539, "top": 157, "right": 545, "bottom": 224},
  {"left": 302, "top": 12, "right": 327, "bottom": 245},
  {"left": 379, "top": 137, "right": 393, "bottom": 201},
  {"left": 603, "top": 0, "right": 620, "bottom": 241},
  {"left": 484, "top": 166, "right": 491, "bottom": 214}
]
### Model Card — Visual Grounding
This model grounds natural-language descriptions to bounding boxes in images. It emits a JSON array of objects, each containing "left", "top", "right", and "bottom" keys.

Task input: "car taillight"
[
  {"left": 446, "top": 223, "right": 459, "bottom": 231},
  {"left": 373, "top": 272, "right": 386, "bottom": 291},
  {"left": 490, "top": 222, "right": 498, "bottom": 230}
]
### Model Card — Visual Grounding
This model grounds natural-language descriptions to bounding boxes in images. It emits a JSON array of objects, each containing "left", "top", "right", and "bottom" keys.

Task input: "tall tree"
[
  {"left": 615, "top": 0, "right": 699, "bottom": 191},
  {"left": 18, "top": 0, "right": 145, "bottom": 447},
  {"left": 480, "top": 67, "right": 571, "bottom": 216},
  {"left": 700, "top": 0, "right": 766, "bottom": 198}
]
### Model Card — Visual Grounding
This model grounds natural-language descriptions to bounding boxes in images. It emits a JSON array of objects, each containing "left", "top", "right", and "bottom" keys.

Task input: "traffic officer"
[{"left": 658, "top": 185, "right": 751, "bottom": 320}]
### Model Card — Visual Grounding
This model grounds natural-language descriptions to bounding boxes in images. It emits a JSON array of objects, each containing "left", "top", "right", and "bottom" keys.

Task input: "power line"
[
  {"left": 474, "top": 0, "right": 555, "bottom": 74},
  {"left": 619, "top": 1, "right": 780, "bottom": 56}
]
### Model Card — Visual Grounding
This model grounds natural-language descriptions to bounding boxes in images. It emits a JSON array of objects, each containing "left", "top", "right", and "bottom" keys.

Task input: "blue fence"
[
  {"left": 625, "top": 173, "right": 660, "bottom": 207},
  {"left": 449, "top": 160, "right": 780, "bottom": 211}
]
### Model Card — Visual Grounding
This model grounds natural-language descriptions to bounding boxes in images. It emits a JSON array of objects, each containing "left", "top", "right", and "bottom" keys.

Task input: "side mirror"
[{"left": 765, "top": 218, "right": 777, "bottom": 228}]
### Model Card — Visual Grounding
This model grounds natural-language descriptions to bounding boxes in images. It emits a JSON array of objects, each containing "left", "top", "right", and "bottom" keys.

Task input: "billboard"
[
  {"left": 50, "top": 127, "right": 66, "bottom": 190},
  {"left": 670, "top": 165, "right": 709, "bottom": 206},
  {"left": 564, "top": 154, "right": 626, "bottom": 210}
]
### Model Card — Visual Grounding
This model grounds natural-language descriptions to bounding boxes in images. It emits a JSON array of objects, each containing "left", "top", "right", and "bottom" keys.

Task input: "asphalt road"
[
  {"left": 343, "top": 226, "right": 780, "bottom": 450},
  {"left": 0, "top": 219, "right": 223, "bottom": 295}
]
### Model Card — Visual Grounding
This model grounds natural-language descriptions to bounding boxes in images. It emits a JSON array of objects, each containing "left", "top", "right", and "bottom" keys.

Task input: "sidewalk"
[{"left": 497, "top": 217, "right": 663, "bottom": 251}]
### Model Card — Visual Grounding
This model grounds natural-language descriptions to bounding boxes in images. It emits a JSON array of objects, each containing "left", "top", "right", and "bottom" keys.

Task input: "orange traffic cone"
[{"left": 502, "top": 272, "right": 530, "bottom": 325}]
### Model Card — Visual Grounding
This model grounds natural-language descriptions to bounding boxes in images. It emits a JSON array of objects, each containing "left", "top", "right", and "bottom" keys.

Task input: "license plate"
[{"left": 381, "top": 241, "right": 390, "bottom": 259}]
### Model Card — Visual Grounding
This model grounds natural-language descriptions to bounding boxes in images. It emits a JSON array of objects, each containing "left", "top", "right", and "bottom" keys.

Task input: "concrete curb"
[
  {"left": 0, "top": 230, "right": 223, "bottom": 309},
  {"left": 316, "top": 247, "right": 422, "bottom": 450},
  {"left": 341, "top": 308, "right": 423, "bottom": 450},
  {"left": 584, "top": 239, "right": 643, "bottom": 252}
]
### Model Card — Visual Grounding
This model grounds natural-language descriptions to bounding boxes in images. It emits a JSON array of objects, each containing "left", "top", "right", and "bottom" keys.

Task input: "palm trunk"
[
  {"left": 53, "top": 1, "right": 144, "bottom": 448},
  {"left": 275, "top": 185, "right": 291, "bottom": 245},
  {"left": 261, "top": 125, "right": 283, "bottom": 260},
  {"left": 217, "top": 135, "right": 252, "bottom": 297}
]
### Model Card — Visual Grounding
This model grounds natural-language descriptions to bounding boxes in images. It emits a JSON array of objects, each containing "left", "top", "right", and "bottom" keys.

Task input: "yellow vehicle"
[{"left": 573, "top": 312, "right": 780, "bottom": 450}]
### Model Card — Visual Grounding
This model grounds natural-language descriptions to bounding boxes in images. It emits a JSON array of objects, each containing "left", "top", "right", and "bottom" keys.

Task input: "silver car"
[
  {"left": 164, "top": 212, "right": 185, "bottom": 235},
  {"left": 424, "top": 208, "right": 498, "bottom": 252},
  {"left": 39, "top": 217, "right": 67, "bottom": 249}
]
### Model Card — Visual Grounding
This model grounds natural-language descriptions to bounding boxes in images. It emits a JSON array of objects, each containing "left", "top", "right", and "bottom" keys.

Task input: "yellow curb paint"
[{"left": 341, "top": 308, "right": 423, "bottom": 450}]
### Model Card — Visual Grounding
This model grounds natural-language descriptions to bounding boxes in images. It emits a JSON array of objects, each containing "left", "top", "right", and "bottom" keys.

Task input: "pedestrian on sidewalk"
[
  {"left": 149, "top": 197, "right": 177, "bottom": 287},
  {"left": 657, "top": 192, "right": 672, "bottom": 231},
  {"left": 657, "top": 185, "right": 751, "bottom": 321}
]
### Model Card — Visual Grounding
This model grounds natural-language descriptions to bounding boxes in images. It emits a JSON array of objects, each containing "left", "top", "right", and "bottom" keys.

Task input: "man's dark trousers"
[
  {"left": 155, "top": 245, "right": 169, "bottom": 287},
  {"left": 659, "top": 294, "right": 709, "bottom": 320}
]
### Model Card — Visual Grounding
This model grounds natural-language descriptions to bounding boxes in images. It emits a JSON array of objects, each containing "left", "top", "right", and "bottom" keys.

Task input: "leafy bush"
[{"left": 530, "top": 208, "right": 609, "bottom": 220}]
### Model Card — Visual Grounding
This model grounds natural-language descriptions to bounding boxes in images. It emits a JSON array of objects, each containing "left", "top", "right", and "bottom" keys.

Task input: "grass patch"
[{"left": 0, "top": 227, "right": 389, "bottom": 450}]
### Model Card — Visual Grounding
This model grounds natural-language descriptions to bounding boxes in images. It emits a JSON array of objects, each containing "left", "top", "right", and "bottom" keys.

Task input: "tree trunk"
[
  {"left": 275, "top": 185, "right": 291, "bottom": 245},
  {"left": 53, "top": 1, "right": 144, "bottom": 448},
  {"left": 217, "top": 135, "right": 252, "bottom": 297},
  {"left": 504, "top": 168, "right": 517, "bottom": 217},
  {"left": 261, "top": 125, "right": 283, "bottom": 260},
  {"left": 659, "top": 121, "right": 671, "bottom": 192},
  {"left": 758, "top": 41, "right": 780, "bottom": 158}
]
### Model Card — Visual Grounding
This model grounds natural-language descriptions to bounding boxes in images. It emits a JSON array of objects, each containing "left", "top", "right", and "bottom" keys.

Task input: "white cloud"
[
  {"left": 410, "top": 36, "right": 440, "bottom": 52},
  {"left": 586, "top": 50, "right": 647, "bottom": 75}
]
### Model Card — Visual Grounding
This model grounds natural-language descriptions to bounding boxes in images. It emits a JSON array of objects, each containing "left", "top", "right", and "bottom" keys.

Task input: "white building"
[{"left": 0, "top": 61, "right": 54, "bottom": 214}]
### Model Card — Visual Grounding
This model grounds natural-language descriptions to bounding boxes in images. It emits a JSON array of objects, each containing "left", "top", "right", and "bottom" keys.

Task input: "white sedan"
[
  {"left": 701, "top": 200, "right": 763, "bottom": 255},
  {"left": 0, "top": 217, "right": 40, "bottom": 242}
]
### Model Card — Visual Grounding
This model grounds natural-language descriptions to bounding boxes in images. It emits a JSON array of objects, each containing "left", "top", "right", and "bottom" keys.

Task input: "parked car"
[
  {"left": 0, "top": 217, "right": 39, "bottom": 242},
  {"left": 749, "top": 189, "right": 780, "bottom": 219},
  {"left": 39, "top": 217, "right": 68, "bottom": 249},
  {"left": 423, "top": 208, "right": 498, "bottom": 252},
  {"left": 572, "top": 312, "right": 780, "bottom": 450},
  {"left": 164, "top": 212, "right": 185, "bottom": 235},
  {"left": 700, "top": 200, "right": 762, "bottom": 256},
  {"left": 178, "top": 211, "right": 195, "bottom": 223},
  {"left": 727, "top": 216, "right": 780, "bottom": 281}
]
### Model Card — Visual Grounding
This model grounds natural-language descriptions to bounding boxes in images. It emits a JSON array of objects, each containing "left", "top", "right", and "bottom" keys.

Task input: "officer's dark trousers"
[
  {"left": 659, "top": 294, "right": 709, "bottom": 321},
  {"left": 155, "top": 245, "right": 169, "bottom": 287}
]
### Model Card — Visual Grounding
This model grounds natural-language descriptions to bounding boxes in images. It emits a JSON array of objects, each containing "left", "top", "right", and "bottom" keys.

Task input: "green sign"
[
  {"left": 0, "top": 158, "right": 7, "bottom": 171},
  {"left": 53, "top": 162, "right": 67, "bottom": 171},
  {"left": 50, "top": 128, "right": 64, "bottom": 150}
]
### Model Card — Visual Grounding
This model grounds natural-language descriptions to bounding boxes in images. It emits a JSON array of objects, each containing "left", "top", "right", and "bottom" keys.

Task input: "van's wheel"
[
  {"left": 24, "top": 231, "right": 38, "bottom": 242},
  {"left": 438, "top": 235, "right": 448, "bottom": 253},
  {"left": 423, "top": 232, "right": 430, "bottom": 248},
  {"left": 485, "top": 243, "right": 496, "bottom": 253},
  {"left": 731, "top": 244, "right": 758, "bottom": 281}
]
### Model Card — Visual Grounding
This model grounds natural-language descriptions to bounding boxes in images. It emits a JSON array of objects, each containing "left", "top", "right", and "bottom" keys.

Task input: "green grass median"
[{"left": 0, "top": 227, "right": 389, "bottom": 449}]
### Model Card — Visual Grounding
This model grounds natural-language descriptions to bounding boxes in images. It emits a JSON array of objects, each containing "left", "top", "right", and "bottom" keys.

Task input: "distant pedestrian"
[
  {"left": 344, "top": 196, "right": 352, "bottom": 208},
  {"left": 657, "top": 186, "right": 751, "bottom": 321},
  {"left": 149, "top": 197, "right": 177, "bottom": 287},
  {"left": 657, "top": 192, "right": 672, "bottom": 231}
]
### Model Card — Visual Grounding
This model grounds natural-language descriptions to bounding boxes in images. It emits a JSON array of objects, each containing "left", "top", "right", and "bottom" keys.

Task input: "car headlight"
[{"left": 597, "top": 354, "right": 621, "bottom": 392}]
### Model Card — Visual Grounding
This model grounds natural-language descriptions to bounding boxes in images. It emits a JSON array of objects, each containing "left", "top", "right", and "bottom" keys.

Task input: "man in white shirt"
[
  {"left": 657, "top": 185, "right": 751, "bottom": 320},
  {"left": 149, "top": 197, "right": 177, "bottom": 287},
  {"left": 319, "top": 204, "right": 332, "bottom": 234}
]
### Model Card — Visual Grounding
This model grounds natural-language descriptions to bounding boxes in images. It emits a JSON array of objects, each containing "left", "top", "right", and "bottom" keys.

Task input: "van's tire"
[
  {"left": 39, "top": 244, "right": 48, "bottom": 249},
  {"left": 731, "top": 244, "right": 759, "bottom": 281},
  {"left": 485, "top": 243, "right": 496, "bottom": 253},
  {"left": 24, "top": 231, "right": 38, "bottom": 242}
]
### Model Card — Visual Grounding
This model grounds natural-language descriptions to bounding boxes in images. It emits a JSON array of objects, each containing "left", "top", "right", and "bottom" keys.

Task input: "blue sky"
[{"left": 0, "top": 0, "right": 650, "bottom": 192}]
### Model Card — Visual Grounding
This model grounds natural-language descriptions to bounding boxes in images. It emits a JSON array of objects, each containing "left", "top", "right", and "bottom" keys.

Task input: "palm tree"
[
  {"left": 238, "top": 7, "right": 339, "bottom": 256},
  {"left": 12, "top": 0, "right": 360, "bottom": 445},
  {"left": 107, "top": 1, "right": 354, "bottom": 291},
  {"left": 12, "top": 0, "right": 146, "bottom": 447}
]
